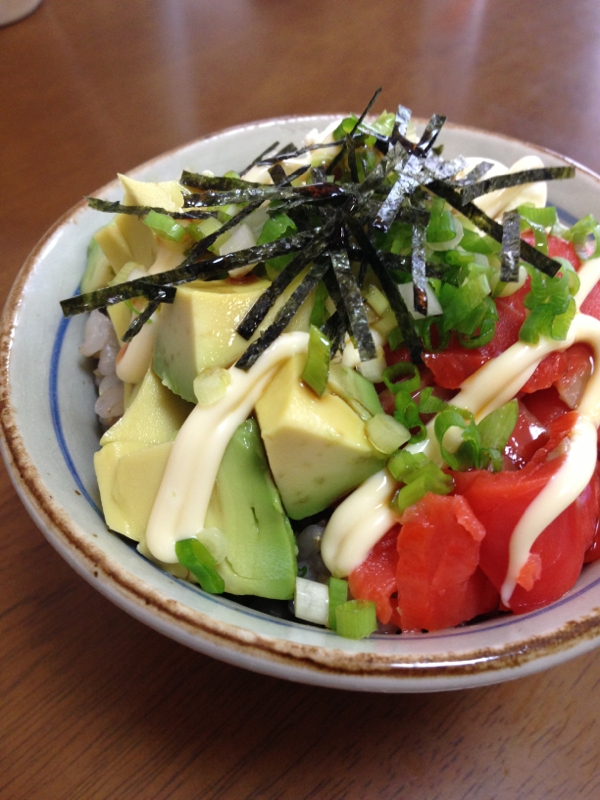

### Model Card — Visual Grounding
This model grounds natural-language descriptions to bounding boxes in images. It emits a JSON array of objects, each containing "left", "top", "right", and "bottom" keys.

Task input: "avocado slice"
[
  {"left": 205, "top": 418, "right": 297, "bottom": 600},
  {"left": 80, "top": 235, "right": 115, "bottom": 294}
]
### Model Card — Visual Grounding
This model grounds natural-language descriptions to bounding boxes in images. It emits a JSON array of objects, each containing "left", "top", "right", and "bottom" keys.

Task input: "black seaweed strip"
[
  {"left": 345, "top": 215, "right": 421, "bottom": 360},
  {"left": 186, "top": 199, "right": 264, "bottom": 261},
  {"left": 347, "top": 135, "right": 359, "bottom": 183},
  {"left": 180, "top": 172, "right": 260, "bottom": 191},
  {"left": 415, "top": 114, "right": 446, "bottom": 155},
  {"left": 236, "top": 224, "right": 334, "bottom": 340},
  {"left": 239, "top": 141, "right": 280, "bottom": 177},
  {"left": 60, "top": 232, "right": 317, "bottom": 316},
  {"left": 235, "top": 258, "right": 331, "bottom": 370},
  {"left": 500, "top": 210, "right": 521, "bottom": 282},
  {"left": 330, "top": 249, "right": 376, "bottom": 361},
  {"left": 121, "top": 299, "right": 161, "bottom": 343},
  {"left": 453, "top": 161, "right": 494, "bottom": 186},
  {"left": 372, "top": 151, "right": 413, "bottom": 231},
  {"left": 460, "top": 166, "right": 575, "bottom": 204},
  {"left": 411, "top": 225, "right": 428, "bottom": 315},
  {"left": 327, "top": 87, "right": 383, "bottom": 176},
  {"left": 253, "top": 139, "right": 344, "bottom": 167},
  {"left": 428, "top": 180, "right": 560, "bottom": 277},
  {"left": 183, "top": 181, "right": 351, "bottom": 208},
  {"left": 310, "top": 166, "right": 327, "bottom": 183},
  {"left": 269, "top": 164, "right": 288, "bottom": 185},
  {"left": 86, "top": 198, "right": 215, "bottom": 220}
]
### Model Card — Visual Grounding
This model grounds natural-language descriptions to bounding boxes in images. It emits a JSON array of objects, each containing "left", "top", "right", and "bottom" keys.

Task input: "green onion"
[
  {"left": 193, "top": 368, "right": 231, "bottom": 405},
  {"left": 302, "top": 325, "right": 331, "bottom": 397},
  {"left": 143, "top": 210, "right": 187, "bottom": 242},
  {"left": 434, "top": 407, "right": 481, "bottom": 471},
  {"left": 366, "top": 413, "right": 410, "bottom": 454},
  {"left": 426, "top": 197, "right": 457, "bottom": 243},
  {"left": 327, "top": 363, "right": 383, "bottom": 420},
  {"left": 310, "top": 281, "right": 330, "bottom": 328},
  {"left": 563, "top": 213, "right": 600, "bottom": 260},
  {"left": 388, "top": 450, "right": 454, "bottom": 512},
  {"left": 175, "top": 539, "right": 225, "bottom": 594},
  {"left": 477, "top": 399, "right": 519, "bottom": 471},
  {"left": 335, "top": 599, "right": 378, "bottom": 639},
  {"left": 328, "top": 577, "right": 349, "bottom": 630},
  {"left": 382, "top": 361, "right": 421, "bottom": 395},
  {"left": 294, "top": 577, "right": 329, "bottom": 625},
  {"left": 187, "top": 216, "right": 223, "bottom": 242},
  {"left": 519, "top": 265, "right": 577, "bottom": 343},
  {"left": 518, "top": 204, "right": 557, "bottom": 229},
  {"left": 257, "top": 211, "right": 299, "bottom": 274},
  {"left": 387, "top": 325, "right": 404, "bottom": 352}
]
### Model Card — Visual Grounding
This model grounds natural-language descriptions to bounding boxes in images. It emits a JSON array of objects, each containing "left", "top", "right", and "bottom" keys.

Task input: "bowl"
[{"left": 3, "top": 115, "right": 600, "bottom": 693}]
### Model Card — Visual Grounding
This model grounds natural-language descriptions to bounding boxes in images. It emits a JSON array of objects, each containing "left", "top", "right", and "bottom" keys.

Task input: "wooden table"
[{"left": 2, "top": 1, "right": 600, "bottom": 797}]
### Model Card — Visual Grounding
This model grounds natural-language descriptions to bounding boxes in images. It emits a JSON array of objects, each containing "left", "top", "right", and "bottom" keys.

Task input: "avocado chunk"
[
  {"left": 80, "top": 236, "right": 114, "bottom": 294},
  {"left": 205, "top": 418, "right": 297, "bottom": 600},
  {"left": 254, "top": 354, "right": 387, "bottom": 519},
  {"left": 153, "top": 279, "right": 312, "bottom": 403},
  {"left": 94, "top": 366, "right": 194, "bottom": 541}
]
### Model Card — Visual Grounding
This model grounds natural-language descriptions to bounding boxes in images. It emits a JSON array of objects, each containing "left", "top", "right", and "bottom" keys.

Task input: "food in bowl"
[{"left": 61, "top": 93, "right": 600, "bottom": 640}]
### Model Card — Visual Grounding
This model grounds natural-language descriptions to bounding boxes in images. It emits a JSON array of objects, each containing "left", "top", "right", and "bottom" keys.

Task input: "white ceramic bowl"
[{"left": 3, "top": 116, "right": 600, "bottom": 693}]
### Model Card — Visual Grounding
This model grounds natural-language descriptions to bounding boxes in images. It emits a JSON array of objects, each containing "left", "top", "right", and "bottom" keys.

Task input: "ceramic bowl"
[{"left": 3, "top": 115, "right": 600, "bottom": 693}]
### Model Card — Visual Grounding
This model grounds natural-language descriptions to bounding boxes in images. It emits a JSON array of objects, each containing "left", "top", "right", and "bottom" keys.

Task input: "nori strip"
[
  {"left": 121, "top": 299, "right": 161, "bottom": 343},
  {"left": 428, "top": 179, "right": 561, "bottom": 277},
  {"left": 61, "top": 231, "right": 317, "bottom": 316},
  {"left": 180, "top": 172, "right": 259, "bottom": 191},
  {"left": 236, "top": 223, "right": 334, "bottom": 339},
  {"left": 327, "top": 87, "right": 383, "bottom": 175},
  {"left": 251, "top": 139, "right": 343, "bottom": 167},
  {"left": 183, "top": 181, "right": 351, "bottom": 208},
  {"left": 269, "top": 163, "right": 288, "bottom": 185},
  {"left": 235, "top": 257, "right": 332, "bottom": 370},
  {"left": 344, "top": 214, "right": 421, "bottom": 361},
  {"left": 330, "top": 249, "right": 376, "bottom": 361},
  {"left": 411, "top": 225, "right": 428, "bottom": 315},
  {"left": 415, "top": 114, "right": 446, "bottom": 155},
  {"left": 459, "top": 166, "right": 575, "bottom": 205},
  {"left": 500, "top": 210, "right": 521, "bottom": 282},
  {"left": 86, "top": 197, "right": 215, "bottom": 220},
  {"left": 454, "top": 160, "right": 494, "bottom": 186},
  {"left": 239, "top": 141, "right": 280, "bottom": 177}
]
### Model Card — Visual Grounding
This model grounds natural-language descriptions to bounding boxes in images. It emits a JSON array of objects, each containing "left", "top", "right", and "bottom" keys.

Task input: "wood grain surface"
[{"left": 2, "top": 1, "right": 600, "bottom": 798}]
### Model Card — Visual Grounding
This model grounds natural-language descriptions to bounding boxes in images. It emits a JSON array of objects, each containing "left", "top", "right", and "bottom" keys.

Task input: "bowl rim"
[{"left": 4, "top": 115, "right": 600, "bottom": 692}]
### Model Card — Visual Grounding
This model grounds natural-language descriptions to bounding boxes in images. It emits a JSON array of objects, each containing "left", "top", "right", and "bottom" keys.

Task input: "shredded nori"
[
  {"left": 459, "top": 166, "right": 575, "bottom": 205},
  {"left": 64, "top": 90, "right": 577, "bottom": 369},
  {"left": 500, "top": 210, "right": 521, "bottom": 282}
]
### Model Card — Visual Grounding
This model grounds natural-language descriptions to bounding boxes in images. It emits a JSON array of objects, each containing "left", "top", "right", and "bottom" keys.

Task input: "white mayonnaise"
[{"left": 146, "top": 332, "right": 309, "bottom": 563}]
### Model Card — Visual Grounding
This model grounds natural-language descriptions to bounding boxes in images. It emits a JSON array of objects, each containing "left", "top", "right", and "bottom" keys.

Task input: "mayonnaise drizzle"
[
  {"left": 146, "top": 331, "right": 309, "bottom": 563},
  {"left": 321, "top": 258, "right": 600, "bottom": 606}
]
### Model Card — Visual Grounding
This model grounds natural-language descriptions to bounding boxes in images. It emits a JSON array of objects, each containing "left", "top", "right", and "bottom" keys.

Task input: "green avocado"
[
  {"left": 205, "top": 418, "right": 297, "bottom": 600},
  {"left": 255, "top": 354, "right": 387, "bottom": 519},
  {"left": 152, "top": 278, "right": 313, "bottom": 403}
]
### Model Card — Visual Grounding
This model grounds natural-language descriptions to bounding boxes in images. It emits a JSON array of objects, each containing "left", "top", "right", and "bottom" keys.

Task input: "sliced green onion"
[
  {"left": 328, "top": 577, "right": 349, "bottom": 630},
  {"left": 366, "top": 413, "right": 410, "bottom": 454},
  {"left": 364, "top": 284, "right": 390, "bottom": 317},
  {"left": 310, "top": 281, "right": 329, "bottom": 328},
  {"left": 335, "top": 599, "right": 378, "bottom": 639},
  {"left": 302, "top": 325, "right": 331, "bottom": 397},
  {"left": 187, "top": 216, "right": 223, "bottom": 242},
  {"left": 382, "top": 361, "right": 421, "bottom": 395},
  {"left": 518, "top": 204, "right": 557, "bottom": 229},
  {"left": 144, "top": 210, "right": 187, "bottom": 242},
  {"left": 387, "top": 325, "right": 404, "bottom": 351},
  {"left": 434, "top": 407, "right": 481, "bottom": 471},
  {"left": 393, "top": 391, "right": 426, "bottom": 444},
  {"left": 328, "top": 363, "right": 383, "bottom": 419},
  {"left": 563, "top": 213, "right": 600, "bottom": 259},
  {"left": 175, "top": 538, "right": 225, "bottom": 594},
  {"left": 388, "top": 450, "right": 453, "bottom": 512},
  {"left": 193, "top": 368, "right": 231, "bottom": 405},
  {"left": 294, "top": 577, "right": 329, "bottom": 625},
  {"left": 519, "top": 265, "right": 577, "bottom": 344},
  {"left": 477, "top": 399, "right": 519, "bottom": 471}
]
